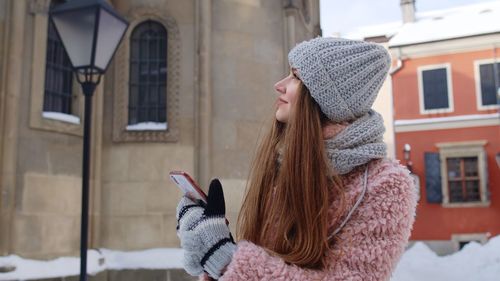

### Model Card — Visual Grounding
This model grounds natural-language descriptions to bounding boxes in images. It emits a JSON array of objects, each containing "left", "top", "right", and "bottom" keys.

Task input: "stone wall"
[
  {"left": 99, "top": 0, "right": 197, "bottom": 250},
  {"left": 210, "top": 0, "right": 288, "bottom": 233},
  {"left": 0, "top": 0, "right": 320, "bottom": 258},
  {"left": 209, "top": 0, "right": 321, "bottom": 232},
  {"left": 0, "top": 0, "right": 6, "bottom": 174},
  {"left": 8, "top": 0, "right": 88, "bottom": 258}
]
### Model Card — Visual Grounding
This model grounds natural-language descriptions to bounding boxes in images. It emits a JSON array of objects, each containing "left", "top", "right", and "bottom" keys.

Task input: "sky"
[{"left": 320, "top": 0, "right": 498, "bottom": 37}]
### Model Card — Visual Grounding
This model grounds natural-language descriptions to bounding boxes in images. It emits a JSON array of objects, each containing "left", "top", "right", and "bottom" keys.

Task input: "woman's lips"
[{"left": 276, "top": 98, "right": 287, "bottom": 107}]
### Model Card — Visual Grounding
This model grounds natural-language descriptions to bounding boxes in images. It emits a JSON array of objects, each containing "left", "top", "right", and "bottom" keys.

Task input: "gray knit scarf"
[
  {"left": 276, "top": 109, "right": 387, "bottom": 175},
  {"left": 324, "top": 109, "right": 387, "bottom": 175}
]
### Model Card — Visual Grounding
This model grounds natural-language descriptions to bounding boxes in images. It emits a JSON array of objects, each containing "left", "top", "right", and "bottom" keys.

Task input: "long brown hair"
[{"left": 236, "top": 83, "right": 347, "bottom": 269}]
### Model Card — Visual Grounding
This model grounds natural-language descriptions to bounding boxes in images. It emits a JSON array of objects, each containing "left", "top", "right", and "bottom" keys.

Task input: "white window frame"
[
  {"left": 436, "top": 140, "right": 490, "bottom": 208},
  {"left": 473, "top": 58, "right": 500, "bottom": 111},
  {"left": 451, "top": 233, "right": 488, "bottom": 252},
  {"left": 417, "top": 63, "right": 454, "bottom": 115}
]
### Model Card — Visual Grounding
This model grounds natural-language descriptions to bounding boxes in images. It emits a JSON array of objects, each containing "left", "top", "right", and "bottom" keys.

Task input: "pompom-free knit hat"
[{"left": 288, "top": 37, "right": 391, "bottom": 123}]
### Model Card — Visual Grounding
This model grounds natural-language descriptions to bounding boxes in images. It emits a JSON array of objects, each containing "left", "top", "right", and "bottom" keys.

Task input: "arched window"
[
  {"left": 129, "top": 20, "right": 167, "bottom": 125},
  {"left": 43, "top": 0, "right": 73, "bottom": 114}
]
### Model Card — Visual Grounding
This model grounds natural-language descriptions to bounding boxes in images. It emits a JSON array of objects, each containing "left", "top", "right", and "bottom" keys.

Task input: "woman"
[{"left": 176, "top": 37, "right": 418, "bottom": 281}]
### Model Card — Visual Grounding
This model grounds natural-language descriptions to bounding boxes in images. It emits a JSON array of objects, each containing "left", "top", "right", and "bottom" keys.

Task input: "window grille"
[
  {"left": 43, "top": 1, "right": 74, "bottom": 114},
  {"left": 129, "top": 20, "right": 167, "bottom": 125},
  {"left": 446, "top": 157, "right": 481, "bottom": 203}
]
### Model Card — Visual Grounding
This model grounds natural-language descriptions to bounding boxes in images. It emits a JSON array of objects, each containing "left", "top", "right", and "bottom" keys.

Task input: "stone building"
[{"left": 0, "top": 0, "right": 320, "bottom": 276}]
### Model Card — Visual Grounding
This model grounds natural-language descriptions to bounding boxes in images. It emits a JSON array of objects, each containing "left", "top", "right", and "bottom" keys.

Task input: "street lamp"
[
  {"left": 403, "top": 143, "right": 413, "bottom": 173},
  {"left": 49, "top": 1, "right": 128, "bottom": 280}
]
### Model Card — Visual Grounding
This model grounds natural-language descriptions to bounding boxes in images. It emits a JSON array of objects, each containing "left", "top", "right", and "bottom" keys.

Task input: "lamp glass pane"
[
  {"left": 51, "top": 7, "right": 96, "bottom": 68},
  {"left": 94, "top": 9, "right": 127, "bottom": 70}
]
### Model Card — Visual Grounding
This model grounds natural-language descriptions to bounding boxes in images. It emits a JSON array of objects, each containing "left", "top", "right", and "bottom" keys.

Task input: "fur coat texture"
[{"left": 200, "top": 125, "right": 418, "bottom": 281}]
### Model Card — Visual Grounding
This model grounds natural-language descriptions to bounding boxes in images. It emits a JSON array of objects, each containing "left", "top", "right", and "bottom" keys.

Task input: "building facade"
[
  {"left": 0, "top": 0, "right": 321, "bottom": 267},
  {"left": 347, "top": 0, "right": 500, "bottom": 255},
  {"left": 390, "top": 1, "right": 500, "bottom": 255}
]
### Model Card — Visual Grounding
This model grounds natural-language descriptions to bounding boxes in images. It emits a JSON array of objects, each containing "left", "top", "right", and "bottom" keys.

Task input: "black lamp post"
[{"left": 49, "top": 1, "right": 128, "bottom": 280}]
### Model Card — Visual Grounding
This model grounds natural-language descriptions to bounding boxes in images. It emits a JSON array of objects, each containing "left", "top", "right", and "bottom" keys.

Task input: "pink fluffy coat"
[{"left": 200, "top": 156, "right": 418, "bottom": 281}]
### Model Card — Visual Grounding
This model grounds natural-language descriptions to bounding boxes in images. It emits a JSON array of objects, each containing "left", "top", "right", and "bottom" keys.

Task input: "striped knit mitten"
[{"left": 176, "top": 179, "right": 236, "bottom": 279}]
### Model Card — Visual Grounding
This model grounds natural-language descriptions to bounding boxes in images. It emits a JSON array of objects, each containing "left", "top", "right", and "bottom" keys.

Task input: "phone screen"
[{"left": 169, "top": 172, "right": 207, "bottom": 203}]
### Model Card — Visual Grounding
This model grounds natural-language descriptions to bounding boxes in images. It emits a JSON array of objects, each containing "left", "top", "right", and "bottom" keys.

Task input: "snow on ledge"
[
  {"left": 0, "top": 248, "right": 184, "bottom": 280},
  {"left": 126, "top": 122, "right": 167, "bottom": 131},
  {"left": 42, "top": 112, "right": 80, "bottom": 125}
]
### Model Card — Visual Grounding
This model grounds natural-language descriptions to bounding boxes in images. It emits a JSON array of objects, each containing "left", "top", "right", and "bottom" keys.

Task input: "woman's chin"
[{"left": 275, "top": 112, "right": 288, "bottom": 123}]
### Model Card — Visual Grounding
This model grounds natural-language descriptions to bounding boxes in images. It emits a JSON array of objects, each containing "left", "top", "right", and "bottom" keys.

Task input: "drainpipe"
[{"left": 390, "top": 48, "right": 404, "bottom": 75}]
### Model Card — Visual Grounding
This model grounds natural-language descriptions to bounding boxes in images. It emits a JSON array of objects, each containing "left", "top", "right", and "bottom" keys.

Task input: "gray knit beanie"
[{"left": 288, "top": 37, "right": 391, "bottom": 123}]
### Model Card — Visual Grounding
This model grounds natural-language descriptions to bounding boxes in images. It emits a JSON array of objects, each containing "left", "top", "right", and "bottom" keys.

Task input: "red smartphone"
[{"left": 169, "top": 171, "right": 208, "bottom": 204}]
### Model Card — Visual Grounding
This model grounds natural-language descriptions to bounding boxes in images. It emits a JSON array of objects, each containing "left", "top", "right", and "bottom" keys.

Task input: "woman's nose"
[{"left": 274, "top": 78, "right": 286, "bottom": 94}]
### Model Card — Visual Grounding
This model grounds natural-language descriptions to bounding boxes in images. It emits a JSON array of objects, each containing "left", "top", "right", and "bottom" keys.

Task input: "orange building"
[
  {"left": 349, "top": 0, "right": 500, "bottom": 254},
  {"left": 389, "top": 1, "right": 500, "bottom": 254}
]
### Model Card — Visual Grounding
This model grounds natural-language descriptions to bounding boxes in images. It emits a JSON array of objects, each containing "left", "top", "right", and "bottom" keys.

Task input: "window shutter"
[{"left": 424, "top": 152, "right": 442, "bottom": 203}]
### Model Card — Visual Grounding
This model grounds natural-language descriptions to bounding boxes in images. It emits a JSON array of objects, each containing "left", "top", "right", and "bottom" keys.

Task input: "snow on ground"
[
  {"left": 391, "top": 235, "right": 500, "bottom": 281},
  {"left": 1, "top": 236, "right": 499, "bottom": 280},
  {"left": 0, "top": 250, "right": 104, "bottom": 280},
  {"left": 99, "top": 248, "right": 183, "bottom": 270},
  {"left": 0, "top": 248, "right": 183, "bottom": 280}
]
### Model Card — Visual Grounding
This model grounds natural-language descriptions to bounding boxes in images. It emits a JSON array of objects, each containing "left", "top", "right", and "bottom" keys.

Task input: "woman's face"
[{"left": 273, "top": 68, "right": 301, "bottom": 123}]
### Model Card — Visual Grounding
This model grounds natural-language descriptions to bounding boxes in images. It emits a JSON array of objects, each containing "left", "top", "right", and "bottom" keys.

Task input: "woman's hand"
[{"left": 176, "top": 179, "right": 236, "bottom": 279}]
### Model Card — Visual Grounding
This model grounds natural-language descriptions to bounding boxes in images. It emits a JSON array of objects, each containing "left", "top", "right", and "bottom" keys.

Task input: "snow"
[
  {"left": 42, "top": 111, "right": 80, "bottom": 124},
  {"left": 389, "top": 1, "right": 500, "bottom": 47},
  {"left": 126, "top": 122, "right": 167, "bottom": 131},
  {"left": 1, "top": 236, "right": 500, "bottom": 280},
  {"left": 100, "top": 248, "right": 183, "bottom": 270},
  {"left": 0, "top": 250, "right": 104, "bottom": 280},
  {"left": 341, "top": 1, "right": 500, "bottom": 48},
  {"left": 391, "top": 235, "right": 500, "bottom": 281},
  {"left": 344, "top": 21, "right": 402, "bottom": 41},
  {"left": 0, "top": 248, "right": 183, "bottom": 280}
]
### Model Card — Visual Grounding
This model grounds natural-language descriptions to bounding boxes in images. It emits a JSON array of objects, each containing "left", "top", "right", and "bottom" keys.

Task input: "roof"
[
  {"left": 345, "top": 21, "right": 402, "bottom": 41},
  {"left": 344, "top": 1, "right": 500, "bottom": 47}
]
